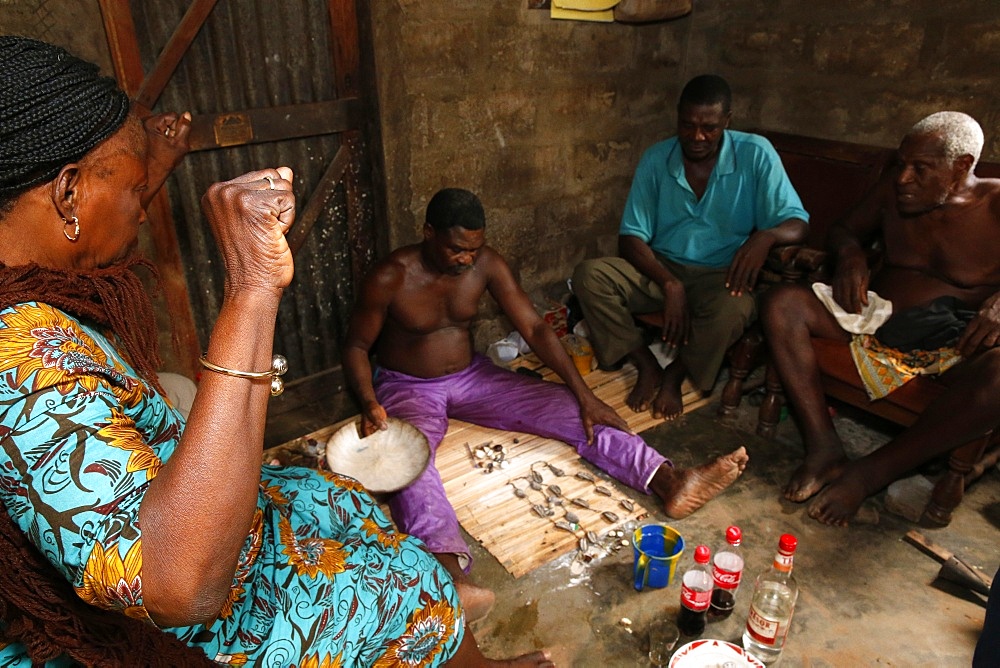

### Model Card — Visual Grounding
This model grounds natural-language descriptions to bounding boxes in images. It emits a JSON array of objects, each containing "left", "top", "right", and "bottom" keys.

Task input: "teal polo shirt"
[{"left": 619, "top": 129, "right": 809, "bottom": 269}]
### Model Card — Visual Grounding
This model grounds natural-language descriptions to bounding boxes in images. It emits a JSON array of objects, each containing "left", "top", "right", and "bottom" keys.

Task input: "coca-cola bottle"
[
  {"left": 709, "top": 525, "right": 744, "bottom": 620},
  {"left": 742, "top": 534, "right": 799, "bottom": 665},
  {"left": 677, "top": 545, "right": 713, "bottom": 636}
]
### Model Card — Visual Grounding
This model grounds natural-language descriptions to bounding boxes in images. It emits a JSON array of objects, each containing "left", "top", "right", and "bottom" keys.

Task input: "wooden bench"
[{"left": 744, "top": 130, "right": 1000, "bottom": 526}]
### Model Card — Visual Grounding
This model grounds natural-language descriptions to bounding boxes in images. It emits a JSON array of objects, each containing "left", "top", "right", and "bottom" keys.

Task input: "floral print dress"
[{"left": 0, "top": 302, "right": 464, "bottom": 667}]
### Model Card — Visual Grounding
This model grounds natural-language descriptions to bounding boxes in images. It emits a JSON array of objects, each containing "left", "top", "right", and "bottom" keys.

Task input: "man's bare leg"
[
  {"left": 626, "top": 345, "right": 663, "bottom": 412},
  {"left": 651, "top": 357, "right": 688, "bottom": 421},
  {"left": 436, "top": 553, "right": 496, "bottom": 624},
  {"left": 760, "top": 284, "right": 852, "bottom": 502},
  {"left": 809, "top": 349, "right": 1000, "bottom": 526},
  {"left": 446, "top": 630, "right": 554, "bottom": 667},
  {"left": 649, "top": 447, "right": 749, "bottom": 518}
]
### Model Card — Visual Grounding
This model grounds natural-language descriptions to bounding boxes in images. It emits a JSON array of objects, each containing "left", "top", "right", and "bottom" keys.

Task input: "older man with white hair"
[{"left": 759, "top": 111, "right": 1000, "bottom": 526}]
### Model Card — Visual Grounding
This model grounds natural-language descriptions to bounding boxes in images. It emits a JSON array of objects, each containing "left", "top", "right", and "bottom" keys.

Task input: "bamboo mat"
[
  {"left": 264, "top": 355, "right": 711, "bottom": 578},
  {"left": 435, "top": 355, "right": 710, "bottom": 577}
]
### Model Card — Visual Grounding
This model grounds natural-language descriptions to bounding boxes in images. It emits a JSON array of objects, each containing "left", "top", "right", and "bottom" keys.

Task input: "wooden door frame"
[{"left": 96, "top": 0, "right": 386, "bottom": 390}]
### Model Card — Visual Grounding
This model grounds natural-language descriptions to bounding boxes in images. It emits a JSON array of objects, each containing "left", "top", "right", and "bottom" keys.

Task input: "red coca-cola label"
[
  {"left": 712, "top": 564, "right": 742, "bottom": 590},
  {"left": 681, "top": 585, "right": 711, "bottom": 611}
]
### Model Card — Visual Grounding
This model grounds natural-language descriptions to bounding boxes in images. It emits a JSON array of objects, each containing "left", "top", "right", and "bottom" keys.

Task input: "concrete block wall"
[{"left": 371, "top": 1, "right": 1000, "bottom": 349}]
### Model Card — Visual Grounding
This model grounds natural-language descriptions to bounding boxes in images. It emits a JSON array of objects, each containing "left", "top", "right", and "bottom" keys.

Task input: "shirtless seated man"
[
  {"left": 760, "top": 111, "right": 1000, "bottom": 526},
  {"left": 343, "top": 188, "right": 748, "bottom": 620}
]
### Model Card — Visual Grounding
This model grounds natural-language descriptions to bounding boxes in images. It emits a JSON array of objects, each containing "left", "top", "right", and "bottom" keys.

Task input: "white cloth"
[
  {"left": 812, "top": 282, "right": 893, "bottom": 335},
  {"left": 157, "top": 372, "right": 197, "bottom": 419}
]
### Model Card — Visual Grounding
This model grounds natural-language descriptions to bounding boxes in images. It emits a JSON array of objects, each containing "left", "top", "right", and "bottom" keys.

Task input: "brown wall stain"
[
  {"left": 9, "top": 0, "right": 1000, "bottom": 355},
  {"left": 369, "top": 1, "right": 1000, "bottom": 349}
]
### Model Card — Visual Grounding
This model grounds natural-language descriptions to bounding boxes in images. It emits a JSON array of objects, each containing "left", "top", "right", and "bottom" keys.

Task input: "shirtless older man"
[
  {"left": 760, "top": 111, "right": 1000, "bottom": 526},
  {"left": 344, "top": 188, "right": 747, "bottom": 618}
]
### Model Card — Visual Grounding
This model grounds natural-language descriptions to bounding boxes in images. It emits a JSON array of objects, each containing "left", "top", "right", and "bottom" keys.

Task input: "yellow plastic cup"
[
  {"left": 562, "top": 334, "right": 594, "bottom": 376},
  {"left": 632, "top": 523, "right": 685, "bottom": 590}
]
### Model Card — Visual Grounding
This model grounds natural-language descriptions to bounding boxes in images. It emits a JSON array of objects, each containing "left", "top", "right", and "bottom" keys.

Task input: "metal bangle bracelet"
[{"left": 198, "top": 354, "right": 289, "bottom": 396}]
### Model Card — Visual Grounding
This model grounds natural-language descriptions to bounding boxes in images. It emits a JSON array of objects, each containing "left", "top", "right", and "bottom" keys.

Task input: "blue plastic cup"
[{"left": 632, "top": 523, "right": 685, "bottom": 591}]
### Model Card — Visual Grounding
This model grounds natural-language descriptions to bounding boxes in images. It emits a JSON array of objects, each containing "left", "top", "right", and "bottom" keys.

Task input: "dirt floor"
[
  {"left": 462, "top": 389, "right": 998, "bottom": 667},
  {"left": 264, "top": 374, "right": 998, "bottom": 666}
]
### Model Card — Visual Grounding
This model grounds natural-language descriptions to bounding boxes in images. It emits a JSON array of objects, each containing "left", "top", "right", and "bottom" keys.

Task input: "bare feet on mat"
[
  {"left": 651, "top": 382, "right": 690, "bottom": 421},
  {"left": 626, "top": 363, "right": 660, "bottom": 412},
  {"left": 436, "top": 553, "right": 495, "bottom": 623},
  {"left": 651, "top": 360, "right": 687, "bottom": 421},
  {"left": 783, "top": 454, "right": 848, "bottom": 503},
  {"left": 652, "top": 447, "right": 749, "bottom": 519}
]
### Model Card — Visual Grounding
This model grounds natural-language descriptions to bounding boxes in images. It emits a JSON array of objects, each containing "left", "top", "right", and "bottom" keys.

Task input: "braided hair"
[
  {"left": 0, "top": 36, "right": 131, "bottom": 209},
  {"left": 0, "top": 38, "right": 211, "bottom": 665}
]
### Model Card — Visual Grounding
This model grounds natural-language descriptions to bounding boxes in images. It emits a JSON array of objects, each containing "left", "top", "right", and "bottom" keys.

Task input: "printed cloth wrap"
[
  {"left": 0, "top": 302, "right": 463, "bottom": 667},
  {"left": 813, "top": 283, "right": 962, "bottom": 400},
  {"left": 848, "top": 334, "right": 961, "bottom": 400}
]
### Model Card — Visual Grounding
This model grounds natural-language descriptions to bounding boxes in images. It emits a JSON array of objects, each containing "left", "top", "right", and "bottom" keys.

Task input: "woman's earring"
[{"left": 62, "top": 216, "right": 80, "bottom": 242}]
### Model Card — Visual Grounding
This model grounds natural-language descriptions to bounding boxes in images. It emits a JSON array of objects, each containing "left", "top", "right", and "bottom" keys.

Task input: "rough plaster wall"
[
  {"left": 370, "top": 1, "right": 688, "bottom": 348},
  {"left": 7, "top": 1, "right": 1000, "bottom": 357},
  {"left": 370, "top": 0, "right": 1000, "bottom": 350},
  {"left": 0, "top": 0, "right": 112, "bottom": 74}
]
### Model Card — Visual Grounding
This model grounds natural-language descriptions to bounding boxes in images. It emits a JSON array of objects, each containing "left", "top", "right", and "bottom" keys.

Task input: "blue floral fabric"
[{"left": 0, "top": 302, "right": 464, "bottom": 667}]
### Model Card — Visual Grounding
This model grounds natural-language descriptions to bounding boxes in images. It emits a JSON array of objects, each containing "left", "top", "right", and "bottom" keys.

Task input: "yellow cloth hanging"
[{"left": 551, "top": 0, "right": 618, "bottom": 22}]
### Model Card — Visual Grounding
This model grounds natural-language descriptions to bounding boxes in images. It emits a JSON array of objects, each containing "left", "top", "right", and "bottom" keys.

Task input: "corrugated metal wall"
[{"left": 130, "top": 0, "right": 376, "bottom": 382}]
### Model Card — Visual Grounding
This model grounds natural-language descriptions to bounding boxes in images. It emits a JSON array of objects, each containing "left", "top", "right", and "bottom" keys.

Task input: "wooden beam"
[
  {"left": 286, "top": 145, "right": 352, "bottom": 257},
  {"left": 135, "top": 0, "right": 219, "bottom": 111},
  {"left": 328, "top": 0, "right": 362, "bottom": 98},
  {"left": 185, "top": 98, "right": 361, "bottom": 152},
  {"left": 97, "top": 0, "right": 202, "bottom": 379},
  {"left": 97, "top": 0, "right": 146, "bottom": 100}
]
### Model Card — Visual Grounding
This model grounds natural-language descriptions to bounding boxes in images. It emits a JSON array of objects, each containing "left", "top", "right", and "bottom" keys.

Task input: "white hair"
[{"left": 908, "top": 111, "right": 984, "bottom": 170}]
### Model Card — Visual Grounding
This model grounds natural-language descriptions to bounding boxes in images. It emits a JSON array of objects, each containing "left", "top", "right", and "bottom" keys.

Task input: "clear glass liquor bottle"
[{"left": 742, "top": 533, "right": 798, "bottom": 665}]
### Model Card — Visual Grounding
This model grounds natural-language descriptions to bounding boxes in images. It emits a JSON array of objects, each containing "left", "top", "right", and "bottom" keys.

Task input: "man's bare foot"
[
  {"left": 484, "top": 651, "right": 555, "bottom": 667},
  {"left": 783, "top": 454, "right": 848, "bottom": 503},
  {"left": 436, "top": 553, "right": 495, "bottom": 623},
  {"left": 651, "top": 359, "right": 688, "bottom": 421},
  {"left": 448, "top": 633, "right": 554, "bottom": 667},
  {"left": 806, "top": 468, "right": 869, "bottom": 527},
  {"left": 650, "top": 382, "right": 684, "bottom": 421},
  {"left": 627, "top": 357, "right": 661, "bottom": 412},
  {"left": 652, "top": 447, "right": 749, "bottom": 519},
  {"left": 455, "top": 580, "right": 496, "bottom": 624}
]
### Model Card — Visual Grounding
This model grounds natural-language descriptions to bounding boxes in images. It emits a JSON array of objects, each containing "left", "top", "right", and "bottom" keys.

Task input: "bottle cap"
[
  {"left": 778, "top": 533, "right": 798, "bottom": 555},
  {"left": 694, "top": 545, "right": 710, "bottom": 563},
  {"left": 725, "top": 525, "right": 742, "bottom": 546}
]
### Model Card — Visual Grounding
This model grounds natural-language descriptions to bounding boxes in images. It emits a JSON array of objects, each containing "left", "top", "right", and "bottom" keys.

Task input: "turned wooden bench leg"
[
  {"left": 718, "top": 325, "right": 764, "bottom": 417},
  {"left": 757, "top": 361, "right": 784, "bottom": 440},
  {"left": 922, "top": 433, "right": 991, "bottom": 527}
]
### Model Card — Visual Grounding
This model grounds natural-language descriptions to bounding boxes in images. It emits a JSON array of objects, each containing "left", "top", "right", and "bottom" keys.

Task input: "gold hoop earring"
[{"left": 62, "top": 216, "right": 80, "bottom": 242}]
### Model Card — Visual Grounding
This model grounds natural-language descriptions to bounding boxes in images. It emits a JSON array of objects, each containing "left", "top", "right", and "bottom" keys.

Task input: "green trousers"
[{"left": 572, "top": 256, "right": 755, "bottom": 392}]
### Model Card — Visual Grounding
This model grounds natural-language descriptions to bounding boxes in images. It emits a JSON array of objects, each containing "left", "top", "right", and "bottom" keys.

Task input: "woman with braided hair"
[{"left": 0, "top": 37, "right": 552, "bottom": 668}]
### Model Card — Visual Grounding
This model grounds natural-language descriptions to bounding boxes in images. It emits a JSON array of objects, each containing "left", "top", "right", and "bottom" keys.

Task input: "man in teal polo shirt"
[{"left": 573, "top": 75, "right": 809, "bottom": 420}]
